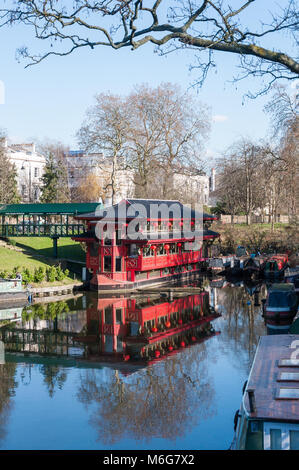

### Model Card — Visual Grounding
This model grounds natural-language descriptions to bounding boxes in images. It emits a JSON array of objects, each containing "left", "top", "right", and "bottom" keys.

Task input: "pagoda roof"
[{"left": 74, "top": 198, "right": 218, "bottom": 222}]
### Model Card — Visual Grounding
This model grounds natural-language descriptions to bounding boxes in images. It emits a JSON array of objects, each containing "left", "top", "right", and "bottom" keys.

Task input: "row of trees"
[
  {"left": 213, "top": 85, "right": 298, "bottom": 225},
  {"left": 0, "top": 84, "right": 210, "bottom": 205}
]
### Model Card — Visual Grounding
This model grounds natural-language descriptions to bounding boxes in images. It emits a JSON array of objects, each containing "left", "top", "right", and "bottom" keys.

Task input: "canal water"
[{"left": 0, "top": 277, "right": 293, "bottom": 450}]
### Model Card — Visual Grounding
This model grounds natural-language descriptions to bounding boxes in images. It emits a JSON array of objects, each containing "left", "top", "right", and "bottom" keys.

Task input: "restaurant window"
[
  {"left": 115, "top": 257, "right": 122, "bottom": 272},
  {"left": 89, "top": 242, "right": 99, "bottom": 257},
  {"left": 116, "top": 308, "right": 122, "bottom": 324},
  {"left": 115, "top": 228, "right": 122, "bottom": 245},
  {"left": 104, "top": 306, "right": 113, "bottom": 324},
  {"left": 104, "top": 256, "right": 112, "bottom": 272}
]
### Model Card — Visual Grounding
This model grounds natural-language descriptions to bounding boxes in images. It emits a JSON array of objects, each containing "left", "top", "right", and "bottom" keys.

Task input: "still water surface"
[{"left": 0, "top": 278, "right": 281, "bottom": 450}]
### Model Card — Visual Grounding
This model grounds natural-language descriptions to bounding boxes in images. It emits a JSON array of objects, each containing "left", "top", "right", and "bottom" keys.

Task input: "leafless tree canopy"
[
  {"left": 1, "top": 1, "right": 298, "bottom": 93},
  {"left": 77, "top": 83, "right": 210, "bottom": 202},
  {"left": 215, "top": 85, "right": 298, "bottom": 225}
]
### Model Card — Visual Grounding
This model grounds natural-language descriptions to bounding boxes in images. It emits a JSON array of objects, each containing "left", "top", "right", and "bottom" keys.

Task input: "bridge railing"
[{"left": 0, "top": 223, "right": 86, "bottom": 237}]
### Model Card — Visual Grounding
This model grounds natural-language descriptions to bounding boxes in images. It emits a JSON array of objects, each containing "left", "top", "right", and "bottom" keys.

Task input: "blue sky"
[{"left": 0, "top": 3, "right": 297, "bottom": 172}]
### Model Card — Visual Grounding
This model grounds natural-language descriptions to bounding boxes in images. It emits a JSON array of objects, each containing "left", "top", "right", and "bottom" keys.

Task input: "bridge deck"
[{"left": 0, "top": 203, "right": 101, "bottom": 238}]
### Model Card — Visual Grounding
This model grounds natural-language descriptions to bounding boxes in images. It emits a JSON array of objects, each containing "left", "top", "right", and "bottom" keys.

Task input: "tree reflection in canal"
[
  {"left": 0, "top": 278, "right": 278, "bottom": 449},
  {"left": 0, "top": 363, "right": 17, "bottom": 445},
  {"left": 77, "top": 342, "right": 216, "bottom": 445},
  {"left": 213, "top": 280, "right": 267, "bottom": 371}
]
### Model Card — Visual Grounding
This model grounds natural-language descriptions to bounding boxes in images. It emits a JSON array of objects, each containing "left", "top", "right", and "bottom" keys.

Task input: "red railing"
[{"left": 126, "top": 251, "right": 204, "bottom": 271}]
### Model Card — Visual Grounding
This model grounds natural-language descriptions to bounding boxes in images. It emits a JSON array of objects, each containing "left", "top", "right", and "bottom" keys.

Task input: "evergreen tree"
[
  {"left": 0, "top": 142, "right": 21, "bottom": 203},
  {"left": 40, "top": 153, "right": 70, "bottom": 203}
]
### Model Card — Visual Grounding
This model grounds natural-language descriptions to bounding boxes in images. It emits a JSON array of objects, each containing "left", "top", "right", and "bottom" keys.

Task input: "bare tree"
[
  {"left": 264, "top": 85, "right": 298, "bottom": 217},
  {"left": 126, "top": 83, "right": 209, "bottom": 199},
  {"left": 77, "top": 84, "right": 210, "bottom": 200},
  {"left": 77, "top": 93, "right": 130, "bottom": 204},
  {"left": 215, "top": 156, "right": 242, "bottom": 223},
  {"left": 216, "top": 139, "right": 265, "bottom": 224},
  {"left": 126, "top": 84, "right": 163, "bottom": 198},
  {"left": 1, "top": 1, "right": 298, "bottom": 94}
]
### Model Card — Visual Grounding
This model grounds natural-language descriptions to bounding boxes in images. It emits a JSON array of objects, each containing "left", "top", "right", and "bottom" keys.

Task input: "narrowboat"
[
  {"left": 285, "top": 267, "right": 299, "bottom": 293},
  {"left": 220, "top": 255, "right": 265, "bottom": 280},
  {"left": 232, "top": 335, "right": 299, "bottom": 450},
  {"left": 72, "top": 198, "right": 219, "bottom": 292},
  {"left": 262, "top": 283, "right": 298, "bottom": 326},
  {"left": 0, "top": 278, "right": 31, "bottom": 304},
  {"left": 261, "top": 254, "right": 289, "bottom": 278},
  {"left": 0, "top": 305, "right": 23, "bottom": 322}
]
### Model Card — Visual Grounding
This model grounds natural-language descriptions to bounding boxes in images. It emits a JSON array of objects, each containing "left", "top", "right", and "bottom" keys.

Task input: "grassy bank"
[
  {"left": 214, "top": 222, "right": 299, "bottom": 263},
  {"left": 8, "top": 237, "right": 86, "bottom": 262},
  {"left": 0, "top": 237, "right": 85, "bottom": 286}
]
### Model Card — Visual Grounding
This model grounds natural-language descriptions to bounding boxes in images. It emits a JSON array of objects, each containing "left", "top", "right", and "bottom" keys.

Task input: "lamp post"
[{"left": 21, "top": 160, "right": 32, "bottom": 202}]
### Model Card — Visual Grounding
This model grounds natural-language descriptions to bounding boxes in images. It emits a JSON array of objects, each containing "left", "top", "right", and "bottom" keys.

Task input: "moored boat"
[
  {"left": 284, "top": 267, "right": 299, "bottom": 293},
  {"left": 262, "top": 283, "right": 298, "bottom": 325},
  {"left": 261, "top": 254, "right": 289, "bottom": 278},
  {"left": 0, "top": 278, "right": 31, "bottom": 304},
  {"left": 232, "top": 335, "right": 299, "bottom": 450}
]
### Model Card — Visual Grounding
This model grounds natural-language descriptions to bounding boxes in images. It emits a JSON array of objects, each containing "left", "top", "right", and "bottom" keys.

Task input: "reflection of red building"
[
  {"left": 75, "top": 291, "right": 220, "bottom": 372},
  {"left": 73, "top": 198, "right": 219, "bottom": 291}
]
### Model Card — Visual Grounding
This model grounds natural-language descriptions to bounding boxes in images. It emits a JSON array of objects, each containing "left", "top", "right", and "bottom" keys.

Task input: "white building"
[
  {"left": 172, "top": 170, "right": 210, "bottom": 206},
  {"left": 4, "top": 141, "right": 46, "bottom": 202},
  {"left": 65, "top": 151, "right": 135, "bottom": 204}
]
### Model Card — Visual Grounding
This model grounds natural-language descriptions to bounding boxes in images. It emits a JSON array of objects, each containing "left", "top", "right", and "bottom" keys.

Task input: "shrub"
[
  {"left": 21, "top": 268, "right": 34, "bottom": 284},
  {"left": 55, "top": 265, "right": 65, "bottom": 281},
  {"left": 11, "top": 266, "right": 21, "bottom": 278},
  {"left": 46, "top": 266, "right": 57, "bottom": 282},
  {"left": 33, "top": 267, "right": 46, "bottom": 283}
]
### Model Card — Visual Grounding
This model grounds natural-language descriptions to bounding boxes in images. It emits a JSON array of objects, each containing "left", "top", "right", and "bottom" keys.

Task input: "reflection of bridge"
[
  {"left": 0, "top": 291, "right": 221, "bottom": 374},
  {"left": 0, "top": 202, "right": 100, "bottom": 256},
  {"left": 0, "top": 327, "right": 84, "bottom": 357}
]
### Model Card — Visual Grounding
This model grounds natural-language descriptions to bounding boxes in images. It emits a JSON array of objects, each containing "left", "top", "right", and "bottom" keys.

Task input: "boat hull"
[{"left": 90, "top": 268, "right": 205, "bottom": 292}]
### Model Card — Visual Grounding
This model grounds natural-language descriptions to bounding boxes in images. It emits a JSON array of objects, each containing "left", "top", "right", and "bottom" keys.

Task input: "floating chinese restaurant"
[{"left": 73, "top": 199, "right": 219, "bottom": 291}]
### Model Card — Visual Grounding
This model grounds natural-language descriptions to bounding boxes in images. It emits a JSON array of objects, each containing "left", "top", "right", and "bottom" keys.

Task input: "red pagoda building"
[{"left": 73, "top": 198, "right": 219, "bottom": 291}]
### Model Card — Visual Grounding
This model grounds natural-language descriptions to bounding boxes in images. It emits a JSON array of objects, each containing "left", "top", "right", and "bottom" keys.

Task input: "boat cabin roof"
[
  {"left": 244, "top": 335, "right": 299, "bottom": 423},
  {"left": 270, "top": 283, "right": 295, "bottom": 292}
]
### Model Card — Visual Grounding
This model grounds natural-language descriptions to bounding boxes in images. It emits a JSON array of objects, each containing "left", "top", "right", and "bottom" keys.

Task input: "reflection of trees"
[
  {"left": 0, "top": 363, "right": 17, "bottom": 445},
  {"left": 216, "top": 284, "right": 266, "bottom": 371},
  {"left": 77, "top": 343, "right": 216, "bottom": 445},
  {"left": 39, "top": 364, "right": 67, "bottom": 398}
]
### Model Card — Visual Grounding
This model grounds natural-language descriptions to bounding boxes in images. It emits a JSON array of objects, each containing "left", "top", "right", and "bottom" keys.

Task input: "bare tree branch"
[{"left": 0, "top": 0, "right": 298, "bottom": 94}]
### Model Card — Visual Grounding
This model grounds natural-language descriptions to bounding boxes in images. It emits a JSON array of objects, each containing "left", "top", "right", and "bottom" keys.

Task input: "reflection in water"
[
  {"left": 0, "top": 277, "right": 295, "bottom": 449},
  {"left": 78, "top": 349, "right": 215, "bottom": 445},
  {"left": 0, "top": 363, "right": 17, "bottom": 445},
  {"left": 214, "top": 279, "right": 266, "bottom": 369},
  {"left": 75, "top": 291, "right": 219, "bottom": 444}
]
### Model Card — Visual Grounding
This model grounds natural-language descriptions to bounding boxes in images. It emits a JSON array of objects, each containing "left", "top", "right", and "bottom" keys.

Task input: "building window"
[
  {"left": 104, "top": 256, "right": 112, "bottom": 272},
  {"left": 116, "top": 308, "right": 122, "bottom": 324},
  {"left": 34, "top": 167, "right": 39, "bottom": 177},
  {"left": 33, "top": 186, "right": 39, "bottom": 201},
  {"left": 115, "top": 257, "right": 122, "bottom": 272},
  {"left": 104, "top": 306, "right": 113, "bottom": 324}
]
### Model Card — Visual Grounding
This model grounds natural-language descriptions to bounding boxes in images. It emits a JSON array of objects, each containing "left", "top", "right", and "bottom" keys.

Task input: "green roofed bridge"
[{"left": 0, "top": 203, "right": 101, "bottom": 257}]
